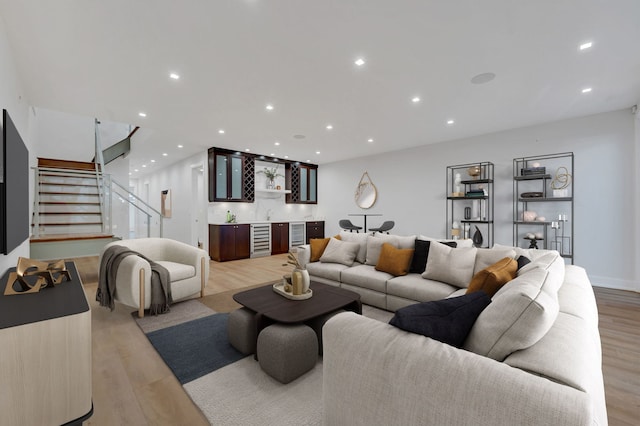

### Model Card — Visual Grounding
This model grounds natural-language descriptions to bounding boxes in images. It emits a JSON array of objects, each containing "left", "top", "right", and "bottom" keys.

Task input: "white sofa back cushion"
[
  {"left": 365, "top": 235, "right": 399, "bottom": 265},
  {"left": 420, "top": 235, "right": 474, "bottom": 248},
  {"left": 473, "top": 248, "right": 517, "bottom": 275},
  {"left": 422, "top": 243, "right": 477, "bottom": 288},
  {"left": 464, "top": 251, "right": 564, "bottom": 361}
]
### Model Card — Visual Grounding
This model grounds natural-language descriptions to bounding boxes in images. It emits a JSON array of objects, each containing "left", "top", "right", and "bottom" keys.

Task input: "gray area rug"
[{"left": 134, "top": 298, "right": 393, "bottom": 425}]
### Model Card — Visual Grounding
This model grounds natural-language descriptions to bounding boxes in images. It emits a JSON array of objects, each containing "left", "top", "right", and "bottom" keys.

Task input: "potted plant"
[{"left": 257, "top": 166, "right": 284, "bottom": 189}]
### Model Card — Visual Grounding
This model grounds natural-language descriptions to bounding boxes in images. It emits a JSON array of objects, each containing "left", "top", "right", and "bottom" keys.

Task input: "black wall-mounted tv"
[{"left": 1, "top": 109, "right": 30, "bottom": 255}]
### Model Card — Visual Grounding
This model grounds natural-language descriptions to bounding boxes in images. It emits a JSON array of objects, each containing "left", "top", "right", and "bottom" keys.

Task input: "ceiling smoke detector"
[{"left": 471, "top": 72, "right": 496, "bottom": 84}]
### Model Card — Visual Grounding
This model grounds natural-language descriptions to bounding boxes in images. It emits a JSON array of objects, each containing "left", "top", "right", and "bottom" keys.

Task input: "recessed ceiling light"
[
  {"left": 245, "top": 148, "right": 250, "bottom": 152},
  {"left": 284, "top": 155, "right": 289, "bottom": 159},
  {"left": 178, "top": 144, "right": 183, "bottom": 148},
  {"left": 169, "top": 72, "right": 180, "bottom": 80},
  {"left": 129, "top": 172, "right": 132, "bottom": 175},
  {"left": 138, "top": 112, "right": 147, "bottom": 117},
  {"left": 150, "top": 159, "right": 156, "bottom": 163},
  {"left": 326, "top": 124, "right": 333, "bottom": 130},
  {"left": 218, "top": 129, "right": 225, "bottom": 134},
  {"left": 412, "top": 96, "right": 421, "bottom": 103},
  {"left": 367, "top": 138, "right": 374, "bottom": 143},
  {"left": 579, "top": 42, "right": 593, "bottom": 50},
  {"left": 266, "top": 104, "right": 274, "bottom": 111},
  {"left": 134, "top": 169, "right": 139, "bottom": 172},
  {"left": 162, "top": 153, "right": 168, "bottom": 156},
  {"left": 354, "top": 58, "right": 365, "bottom": 66},
  {"left": 306, "top": 159, "right": 311, "bottom": 162},
  {"left": 142, "top": 164, "right": 147, "bottom": 168},
  {"left": 274, "top": 142, "right": 280, "bottom": 146},
  {"left": 471, "top": 72, "right": 496, "bottom": 84},
  {"left": 582, "top": 87, "right": 592, "bottom": 93},
  {"left": 447, "top": 119, "right": 455, "bottom": 125},
  {"left": 315, "top": 151, "right": 321, "bottom": 155}
]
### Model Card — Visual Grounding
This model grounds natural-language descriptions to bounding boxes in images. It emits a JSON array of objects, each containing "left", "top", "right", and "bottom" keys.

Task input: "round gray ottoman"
[
  {"left": 227, "top": 307, "right": 257, "bottom": 355},
  {"left": 257, "top": 323, "right": 318, "bottom": 384}
]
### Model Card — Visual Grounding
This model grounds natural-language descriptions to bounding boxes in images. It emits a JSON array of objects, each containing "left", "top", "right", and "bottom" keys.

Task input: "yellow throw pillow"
[
  {"left": 310, "top": 238, "right": 331, "bottom": 262},
  {"left": 375, "top": 243, "right": 415, "bottom": 276},
  {"left": 466, "top": 257, "right": 517, "bottom": 297}
]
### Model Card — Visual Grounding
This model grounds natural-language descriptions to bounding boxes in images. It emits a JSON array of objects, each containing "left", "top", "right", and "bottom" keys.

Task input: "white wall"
[
  {"left": 318, "top": 109, "right": 638, "bottom": 291},
  {"left": 0, "top": 15, "right": 32, "bottom": 274}
]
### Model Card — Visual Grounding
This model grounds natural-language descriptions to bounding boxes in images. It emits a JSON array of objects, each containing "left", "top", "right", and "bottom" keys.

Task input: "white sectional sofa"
[{"left": 298, "top": 232, "right": 607, "bottom": 426}]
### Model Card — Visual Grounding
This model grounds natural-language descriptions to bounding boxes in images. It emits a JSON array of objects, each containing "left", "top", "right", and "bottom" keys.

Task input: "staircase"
[{"left": 30, "top": 158, "right": 118, "bottom": 259}]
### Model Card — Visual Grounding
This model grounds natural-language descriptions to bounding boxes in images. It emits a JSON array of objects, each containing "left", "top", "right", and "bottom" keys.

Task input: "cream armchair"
[{"left": 99, "top": 238, "right": 210, "bottom": 317}]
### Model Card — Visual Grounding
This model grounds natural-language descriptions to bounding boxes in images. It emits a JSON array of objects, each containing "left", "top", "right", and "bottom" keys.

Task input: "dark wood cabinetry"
[
  {"left": 286, "top": 163, "right": 318, "bottom": 204},
  {"left": 271, "top": 222, "right": 289, "bottom": 254},
  {"left": 209, "top": 224, "right": 251, "bottom": 261},
  {"left": 208, "top": 148, "right": 255, "bottom": 202},
  {"left": 305, "top": 221, "right": 325, "bottom": 243}
]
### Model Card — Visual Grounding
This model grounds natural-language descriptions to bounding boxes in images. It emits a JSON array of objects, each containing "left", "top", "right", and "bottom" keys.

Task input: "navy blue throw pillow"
[
  {"left": 409, "top": 240, "right": 457, "bottom": 274},
  {"left": 389, "top": 292, "right": 491, "bottom": 348}
]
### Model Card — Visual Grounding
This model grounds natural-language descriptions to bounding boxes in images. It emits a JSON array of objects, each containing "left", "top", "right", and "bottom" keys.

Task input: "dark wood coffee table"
[{"left": 233, "top": 281, "right": 361, "bottom": 350}]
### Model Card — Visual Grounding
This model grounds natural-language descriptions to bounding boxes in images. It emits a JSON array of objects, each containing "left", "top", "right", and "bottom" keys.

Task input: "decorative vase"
[
  {"left": 472, "top": 226, "right": 483, "bottom": 248},
  {"left": 291, "top": 268, "right": 310, "bottom": 295},
  {"left": 266, "top": 178, "right": 275, "bottom": 190}
]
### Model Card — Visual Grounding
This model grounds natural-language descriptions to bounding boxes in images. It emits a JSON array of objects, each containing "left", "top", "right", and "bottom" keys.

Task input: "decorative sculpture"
[{"left": 4, "top": 257, "right": 70, "bottom": 296}]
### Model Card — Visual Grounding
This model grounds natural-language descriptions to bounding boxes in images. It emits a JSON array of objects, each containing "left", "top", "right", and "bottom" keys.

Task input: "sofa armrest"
[
  {"left": 296, "top": 244, "right": 311, "bottom": 268},
  {"left": 323, "top": 312, "right": 594, "bottom": 426}
]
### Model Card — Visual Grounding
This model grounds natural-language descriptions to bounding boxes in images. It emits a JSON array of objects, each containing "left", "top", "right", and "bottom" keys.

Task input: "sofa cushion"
[
  {"left": 341, "top": 264, "right": 391, "bottom": 293},
  {"left": 319, "top": 238, "right": 360, "bottom": 266},
  {"left": 466, "top": 257, "right": 517, "bottom": 297},
  {"left": 389, "top": 292, "right": 491, "bottom": 348},
  {"left": 309, "top": 237, "right": 331, "bottom": 262},
  {"left": 464, "top": 266, "right": 560, "bottom": 361},
  {"left": 306, "top": 261, "right": 350, "bottom": 282},
  {"left": 155, "top": 261, "right": 196, "bottom": 281},
  {"left": 472, "top": 248, "right": 516, "bottom": 275},
  {"left": 409, "top": 240, "right": 457, "bottom": 274},
  {"left": 422, "top": 243, "right": 477, "bottom": 288},
  {"left": 338, "top": 231, "right": 368, "bottom": 263},
  {"left": 420, "top": 235, "right": 474, "bottom": 248},
  {"left": 375, "top": 243, "right": 414, "bottom": 276},
  {"left": 394, "top": 234, "right": 417, "bottom": 249},
  {"left": 387, "top": 275, "right": 458, "bottom": 302},
  {"left": 365, "top": 235, "right": 399, "bottom": 266}
]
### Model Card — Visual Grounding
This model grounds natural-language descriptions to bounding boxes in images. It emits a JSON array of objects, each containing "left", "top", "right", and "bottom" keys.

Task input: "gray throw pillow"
[
  {"left": 319, "top": 238, "right": 360, "bottom": 266},
  {"left": 422, "top": 242, "right": 477, "bottom": 288}
]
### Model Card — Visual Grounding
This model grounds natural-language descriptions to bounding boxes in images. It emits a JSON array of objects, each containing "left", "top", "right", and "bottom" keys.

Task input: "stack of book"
[{"left": 465, "top": 189, "right": 486, "bottom": 197}]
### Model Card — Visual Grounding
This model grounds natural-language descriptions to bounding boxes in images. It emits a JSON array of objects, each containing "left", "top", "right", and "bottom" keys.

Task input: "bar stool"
[
  {"left": 339, "top": 219, "right": 363, "bottom": 233},
  {"left": 369, "top": 220, "right": 394, "bottom": 234}
]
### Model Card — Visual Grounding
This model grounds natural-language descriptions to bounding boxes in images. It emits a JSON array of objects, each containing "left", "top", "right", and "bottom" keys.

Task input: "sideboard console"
[{"left": 0, "top": 261, "right": 93, "bottom": 425}]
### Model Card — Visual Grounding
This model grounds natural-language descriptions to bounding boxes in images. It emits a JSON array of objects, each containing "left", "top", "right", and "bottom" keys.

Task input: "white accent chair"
[{"left": 99, "top": 238, "right": 210, "bottom": 317}]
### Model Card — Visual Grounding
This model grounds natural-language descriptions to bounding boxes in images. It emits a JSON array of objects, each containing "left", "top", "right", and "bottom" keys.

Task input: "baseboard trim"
[{"left": 589, "top": 274, "right": 639, "bottom": 293}]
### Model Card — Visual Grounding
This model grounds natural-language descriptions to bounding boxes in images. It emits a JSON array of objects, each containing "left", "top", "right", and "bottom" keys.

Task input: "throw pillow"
[
  {"left": 516, "top": 255, "right": 531, "bottom": 270},
  {"left": 389, "top": 292, "right": 491, "bottom": 348},
  {"left": 375, "top": 243, "right": 415, "bottom": 276},
  {"left": 365, "top": 235, "right": 399, "bottom": 266},
  {"left": 409, "top": 240, "right": 457, "bottom": 274},
  {"left": 309, "top": 238, "right": 331, "bottom": 262},
  {"left": 464, "top": 267, "right": 561, "bottom": 361},
  {"left": 466, "top": 257, "right": 518, "bottom": 297},
  {"left": 422, "top": 242, "right": 477, "bottom": 288},
  {"left": 339, "top": 231, "right": 368, "bottom": 264},
  {"left": 319, "top": 238, "right": 360, "bottom": 266}
]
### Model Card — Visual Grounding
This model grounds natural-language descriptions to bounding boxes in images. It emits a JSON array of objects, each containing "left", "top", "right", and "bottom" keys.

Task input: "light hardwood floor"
[{"left": 74, "top": 255, "right": 639, "bottom": 426}]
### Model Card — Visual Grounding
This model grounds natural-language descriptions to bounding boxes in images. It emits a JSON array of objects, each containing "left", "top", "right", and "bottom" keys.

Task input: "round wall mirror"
[{"left": 355, "top": 172, "right": 377, "bottom": 209}]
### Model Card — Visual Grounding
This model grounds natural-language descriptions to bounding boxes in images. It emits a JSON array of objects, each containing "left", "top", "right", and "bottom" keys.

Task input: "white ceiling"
[{"left": 1, "top": 1, "right": 639, "bottom": 176}]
